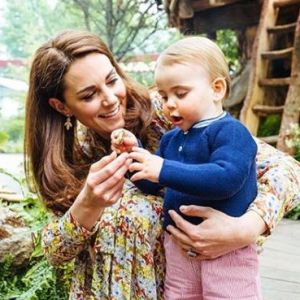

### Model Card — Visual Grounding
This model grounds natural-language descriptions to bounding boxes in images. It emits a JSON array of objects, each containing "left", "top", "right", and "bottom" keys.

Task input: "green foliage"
[
  {"left": 0, "top": 255, "right": 71, "bottom": 300},
  {"left": 0, "top": 0, "right": 167, "bottom": 61},
  {"left": 257, "top": 115, "right": 281, "bottom": 137},
  {"left": 285, "top": 203, "right": 300, "bottom": 220},
  {"left": 0, "top": 171, "right": 72, "bottom": 299},
  {"left": 0, "top": 116, "right": 24, "bottom": 153},
  {"left": 0, "top": 0, "right": 86, "bottom": 59},
  {"left": 285, "top": 123, "right": 300, "bottom": 161},
  {"left": 216, "top": 30, "right": 240, "bottom": 75},
  {"left": 0, "top": 131, "right": 9, "bottom": 150}
]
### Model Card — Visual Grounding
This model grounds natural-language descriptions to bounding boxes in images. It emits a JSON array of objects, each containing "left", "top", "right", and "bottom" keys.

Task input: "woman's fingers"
[
  {"left": 90, "top": 151, "right": 118, "bottom": 171},
  {"left": 98, "top": 177, "right": 125, "bottom": 205},
  {"left": 167, "top": 224, "right": 194, "bottom": 245},
  {"left": 89, "top": 152, "right": 129, "bottom": 186},
  {"left": 93, "top": 157, "right": 132, "bottom": 191},
  {"left": 168, "top": 210, "right": 201, "bottom": 237},
  {"left": 179, "top": 205, "right": 223, "bottom": 220}
]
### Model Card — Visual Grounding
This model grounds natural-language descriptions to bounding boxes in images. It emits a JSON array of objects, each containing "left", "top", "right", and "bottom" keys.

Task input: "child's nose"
[{"left": 165, "top": 97, "right": 176, "bottom": 109}]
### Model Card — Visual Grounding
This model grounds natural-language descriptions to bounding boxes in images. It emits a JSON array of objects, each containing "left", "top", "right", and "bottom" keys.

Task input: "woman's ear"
[
  {"left": 48, "top": 98, "right": 72, "bottom": 116},
  {"left": 211, "top": 78, "right": 227, "bottom": 102}
]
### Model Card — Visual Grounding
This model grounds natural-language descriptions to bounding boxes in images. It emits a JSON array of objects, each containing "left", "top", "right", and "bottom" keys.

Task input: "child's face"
[{"left": 155, "top": 62, "right": 223, "bottom": 131}]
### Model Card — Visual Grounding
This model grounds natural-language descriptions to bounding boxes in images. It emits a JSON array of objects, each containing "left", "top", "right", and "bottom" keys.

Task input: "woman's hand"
[
  {"left": 70, "top": 151, "right": 131, "bottom": 230},
  {"left": 167, "top": 205, "right": 267, "bottom": 260}
]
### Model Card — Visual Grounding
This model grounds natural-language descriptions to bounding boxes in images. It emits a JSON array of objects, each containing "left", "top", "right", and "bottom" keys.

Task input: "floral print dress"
[{"left": 42, "top": 95, "right": 300, "bottom": 300}]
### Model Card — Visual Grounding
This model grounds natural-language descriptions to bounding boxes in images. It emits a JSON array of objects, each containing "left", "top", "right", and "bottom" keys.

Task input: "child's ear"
[
  {"left": 48, "top": 98, "right": 72, "bottom": 116},
  {"left": 211, "top": 78, "right": 227, "bottom": 102}
]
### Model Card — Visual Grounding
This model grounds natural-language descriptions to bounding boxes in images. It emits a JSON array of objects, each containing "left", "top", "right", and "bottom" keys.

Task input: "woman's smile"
[
  {"left": 98, "top": 105, "right": 120, "bottom": 119},
  {"left": 63, "top": 53, "right": 127, "bottom": 136}
]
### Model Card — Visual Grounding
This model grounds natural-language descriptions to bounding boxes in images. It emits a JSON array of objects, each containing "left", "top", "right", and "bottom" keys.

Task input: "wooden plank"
[
  {"left": 274, "top": 0, "right": 300, "bottom": 8},
  {"left": 191, "top": 0, "right": 243, "bottom": 11},
  {"left": 260, "top": 219, "right": 300, "bottom": 300},
  {"left": 261, "top": 47, "right": 294, "bottom": 59},
  {"left": 259, "top": 77, "right": 291, "bottom": 86},
  {"left": 252, "top": 104, "right": 284, "bottom": 115},
  {"left": 192, "top": 0, "right": 261, "bottom": 33},
  {"left": 0, "top": 192, "right": 23, "bottom": 202},
  {"left": 259, "top": 135, "right": 278, "bottom": 144},
  {"left": 277, "top": 12, "right": 300, "bottom": 153},
  {"left": 267, "top": 22, "right": 297, "bottom": 34},
  {"left": 240, "top": 0, "right": 278, "bottom": 135}
]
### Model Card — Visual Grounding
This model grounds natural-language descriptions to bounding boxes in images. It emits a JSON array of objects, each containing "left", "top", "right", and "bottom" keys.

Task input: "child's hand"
[
  {"left": 111, "top": 128, "right": 138, "bottom": 154},
  {"left": 129, "top": 147, "right": 163, "bottom": 183}
]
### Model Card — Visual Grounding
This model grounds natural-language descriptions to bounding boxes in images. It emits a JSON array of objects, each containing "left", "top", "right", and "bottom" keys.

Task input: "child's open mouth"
[{"left": 171, "top": 115, "right": 183, "bottom": 125}]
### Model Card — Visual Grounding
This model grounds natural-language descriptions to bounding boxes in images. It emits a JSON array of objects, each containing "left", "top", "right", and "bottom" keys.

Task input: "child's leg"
[
  {"left": 201, "top": 243, "right": 262, "bottom": 300},
  {"left": 164, "top": 232, "right": 203, "bottom": 300}
]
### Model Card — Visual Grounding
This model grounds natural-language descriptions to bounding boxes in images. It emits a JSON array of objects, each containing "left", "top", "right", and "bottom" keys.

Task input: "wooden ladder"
[{"left": 240, "top": 0, "right": 300, "bottom": 153}]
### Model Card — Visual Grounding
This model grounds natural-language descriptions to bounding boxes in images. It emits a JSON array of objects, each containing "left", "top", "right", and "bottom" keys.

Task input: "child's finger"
[
  {"left": 131, "top": 147, "right": 149, "bottom": 153},
  {"left": 129, "top": 162, "right": 143, "bottom": 173},
  {"left": 130, "top": 171, "right": 144, "bottom": 182},
  {"left": 129, "top": 151, "right": 146, "bottom": 162}
]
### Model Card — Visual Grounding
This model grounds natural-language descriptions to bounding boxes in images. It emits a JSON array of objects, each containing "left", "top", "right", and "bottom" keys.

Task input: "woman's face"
[{"left": 63, "top": 53, "right": 127, "bottom": 138}]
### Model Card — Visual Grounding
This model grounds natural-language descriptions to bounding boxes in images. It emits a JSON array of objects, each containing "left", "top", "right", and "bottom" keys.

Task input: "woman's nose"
[{"left": 102, "top": 90, "right": 118, "bottom": 106}]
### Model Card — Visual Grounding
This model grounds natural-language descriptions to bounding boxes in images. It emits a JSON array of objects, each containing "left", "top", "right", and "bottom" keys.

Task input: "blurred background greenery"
[{"left": 0, "top": 0, "right": 240, "bottom": 154}]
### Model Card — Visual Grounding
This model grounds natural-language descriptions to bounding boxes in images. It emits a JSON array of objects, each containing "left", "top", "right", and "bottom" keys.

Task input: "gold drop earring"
[{"left": 64, "top": 115, "right": 73, "bottom": 130}]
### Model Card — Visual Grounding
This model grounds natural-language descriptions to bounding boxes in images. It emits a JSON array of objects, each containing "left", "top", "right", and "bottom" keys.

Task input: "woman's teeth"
[{"left": 100, "top": 107, "right": 119, "bottom": 118}]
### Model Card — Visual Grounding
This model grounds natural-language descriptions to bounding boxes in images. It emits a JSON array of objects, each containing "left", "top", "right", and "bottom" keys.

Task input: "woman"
[{"left": 24, "top": 30, "right": 300, "bottom": 300}]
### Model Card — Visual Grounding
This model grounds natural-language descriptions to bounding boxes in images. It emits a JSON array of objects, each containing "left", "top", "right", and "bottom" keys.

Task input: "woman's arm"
[
  {"left": 249, "top": 139, "right": 300, "bottom": 233},
  {"left": 42, "top": 152, "right": 132, "bottom": 265},
  {"left": 167, "top": 206, "right": 266, "bottom": 259}
]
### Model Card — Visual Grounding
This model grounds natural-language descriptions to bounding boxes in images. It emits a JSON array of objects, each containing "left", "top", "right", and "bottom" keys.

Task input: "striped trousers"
[{"left": 164, "top": 233, "right": 262, "bottom": 299}]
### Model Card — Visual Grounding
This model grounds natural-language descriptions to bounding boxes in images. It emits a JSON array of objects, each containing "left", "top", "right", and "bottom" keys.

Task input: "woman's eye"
[
  {"left": 107, "top": 77, "right": 118, "bottom": 85},
  {"left": 82, "top": 92, "right": 96, "bottom": 101}
]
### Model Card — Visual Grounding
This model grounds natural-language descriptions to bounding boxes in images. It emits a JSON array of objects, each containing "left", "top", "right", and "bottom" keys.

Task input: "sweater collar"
[{"left": 192, "top": 111, "right": 227, "bottom": 129}]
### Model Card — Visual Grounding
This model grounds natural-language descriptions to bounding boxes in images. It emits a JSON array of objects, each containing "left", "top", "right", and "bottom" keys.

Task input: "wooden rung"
[
  {"left": 267, "top": 22, "right": 297, "bottom": 34},
  {"left": 0, "top": 193, "right": 23, "bottom": 202},
  {"left": 259, "top": 77, "right": 291, "bottom": 86},
  {"left": 259, "top": 135, "right": 279, "bottom": 145},
  {"left": 252, "top": 105, "right": 284, "bottom": 116},
  {"left": 274, "top": 0, "right": 300, "bottom": 8},
  {"left": 261, "top": 47, "right": 294, "bottom": 60}
]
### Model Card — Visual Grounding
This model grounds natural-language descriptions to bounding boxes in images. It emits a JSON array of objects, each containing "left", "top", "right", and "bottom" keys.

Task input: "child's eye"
[
  {"left": 158, "top": 93, "right": 168, "bottom": 102},
  {"left": 176, "top": 92, "right": 187, "bottom": 99},
  {"left": 161, "top": 96, "right": 168, "bottom": 102}
]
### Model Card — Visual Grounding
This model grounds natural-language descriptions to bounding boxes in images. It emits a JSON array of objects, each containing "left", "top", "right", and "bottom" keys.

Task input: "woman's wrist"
[
  {"left": 236, "top": 210, "right": 267, "bottom": 245},
  {"left": 70, "top": 194, "right": 105, "bottom": 231}
]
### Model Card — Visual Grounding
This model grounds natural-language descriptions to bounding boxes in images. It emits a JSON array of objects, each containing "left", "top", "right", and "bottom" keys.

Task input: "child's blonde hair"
[{"left": 156, "top": 36, "right": 231, "bottom": 99}]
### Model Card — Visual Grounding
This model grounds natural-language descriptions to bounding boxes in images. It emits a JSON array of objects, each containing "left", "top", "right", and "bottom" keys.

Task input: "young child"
[{"left": 111, "top": 37, "right": 262, "bottom": 299}]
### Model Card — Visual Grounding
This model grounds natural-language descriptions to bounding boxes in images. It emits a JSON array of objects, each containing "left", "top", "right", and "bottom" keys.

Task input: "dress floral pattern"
[{"left": 42, "top": 95, "right": 300, "bottom": 299}]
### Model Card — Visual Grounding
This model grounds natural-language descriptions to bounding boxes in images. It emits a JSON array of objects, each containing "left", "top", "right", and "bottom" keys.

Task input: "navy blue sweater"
[{"left": 135, "top": 113, "right": 258, "bottom": 229}]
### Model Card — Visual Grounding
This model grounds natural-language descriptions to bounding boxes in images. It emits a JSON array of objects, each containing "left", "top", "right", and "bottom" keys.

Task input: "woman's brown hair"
[{"left": 24, "top": 30, "right": 154, "bottom": 215}]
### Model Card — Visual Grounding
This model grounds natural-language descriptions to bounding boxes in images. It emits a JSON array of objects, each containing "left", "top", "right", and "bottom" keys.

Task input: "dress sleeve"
[
  {"left": 42, "top": 210, "right": 99, "bottom": 266},
  {"left": 248, "top": 138, "right": 300, "bottom": 234}
]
